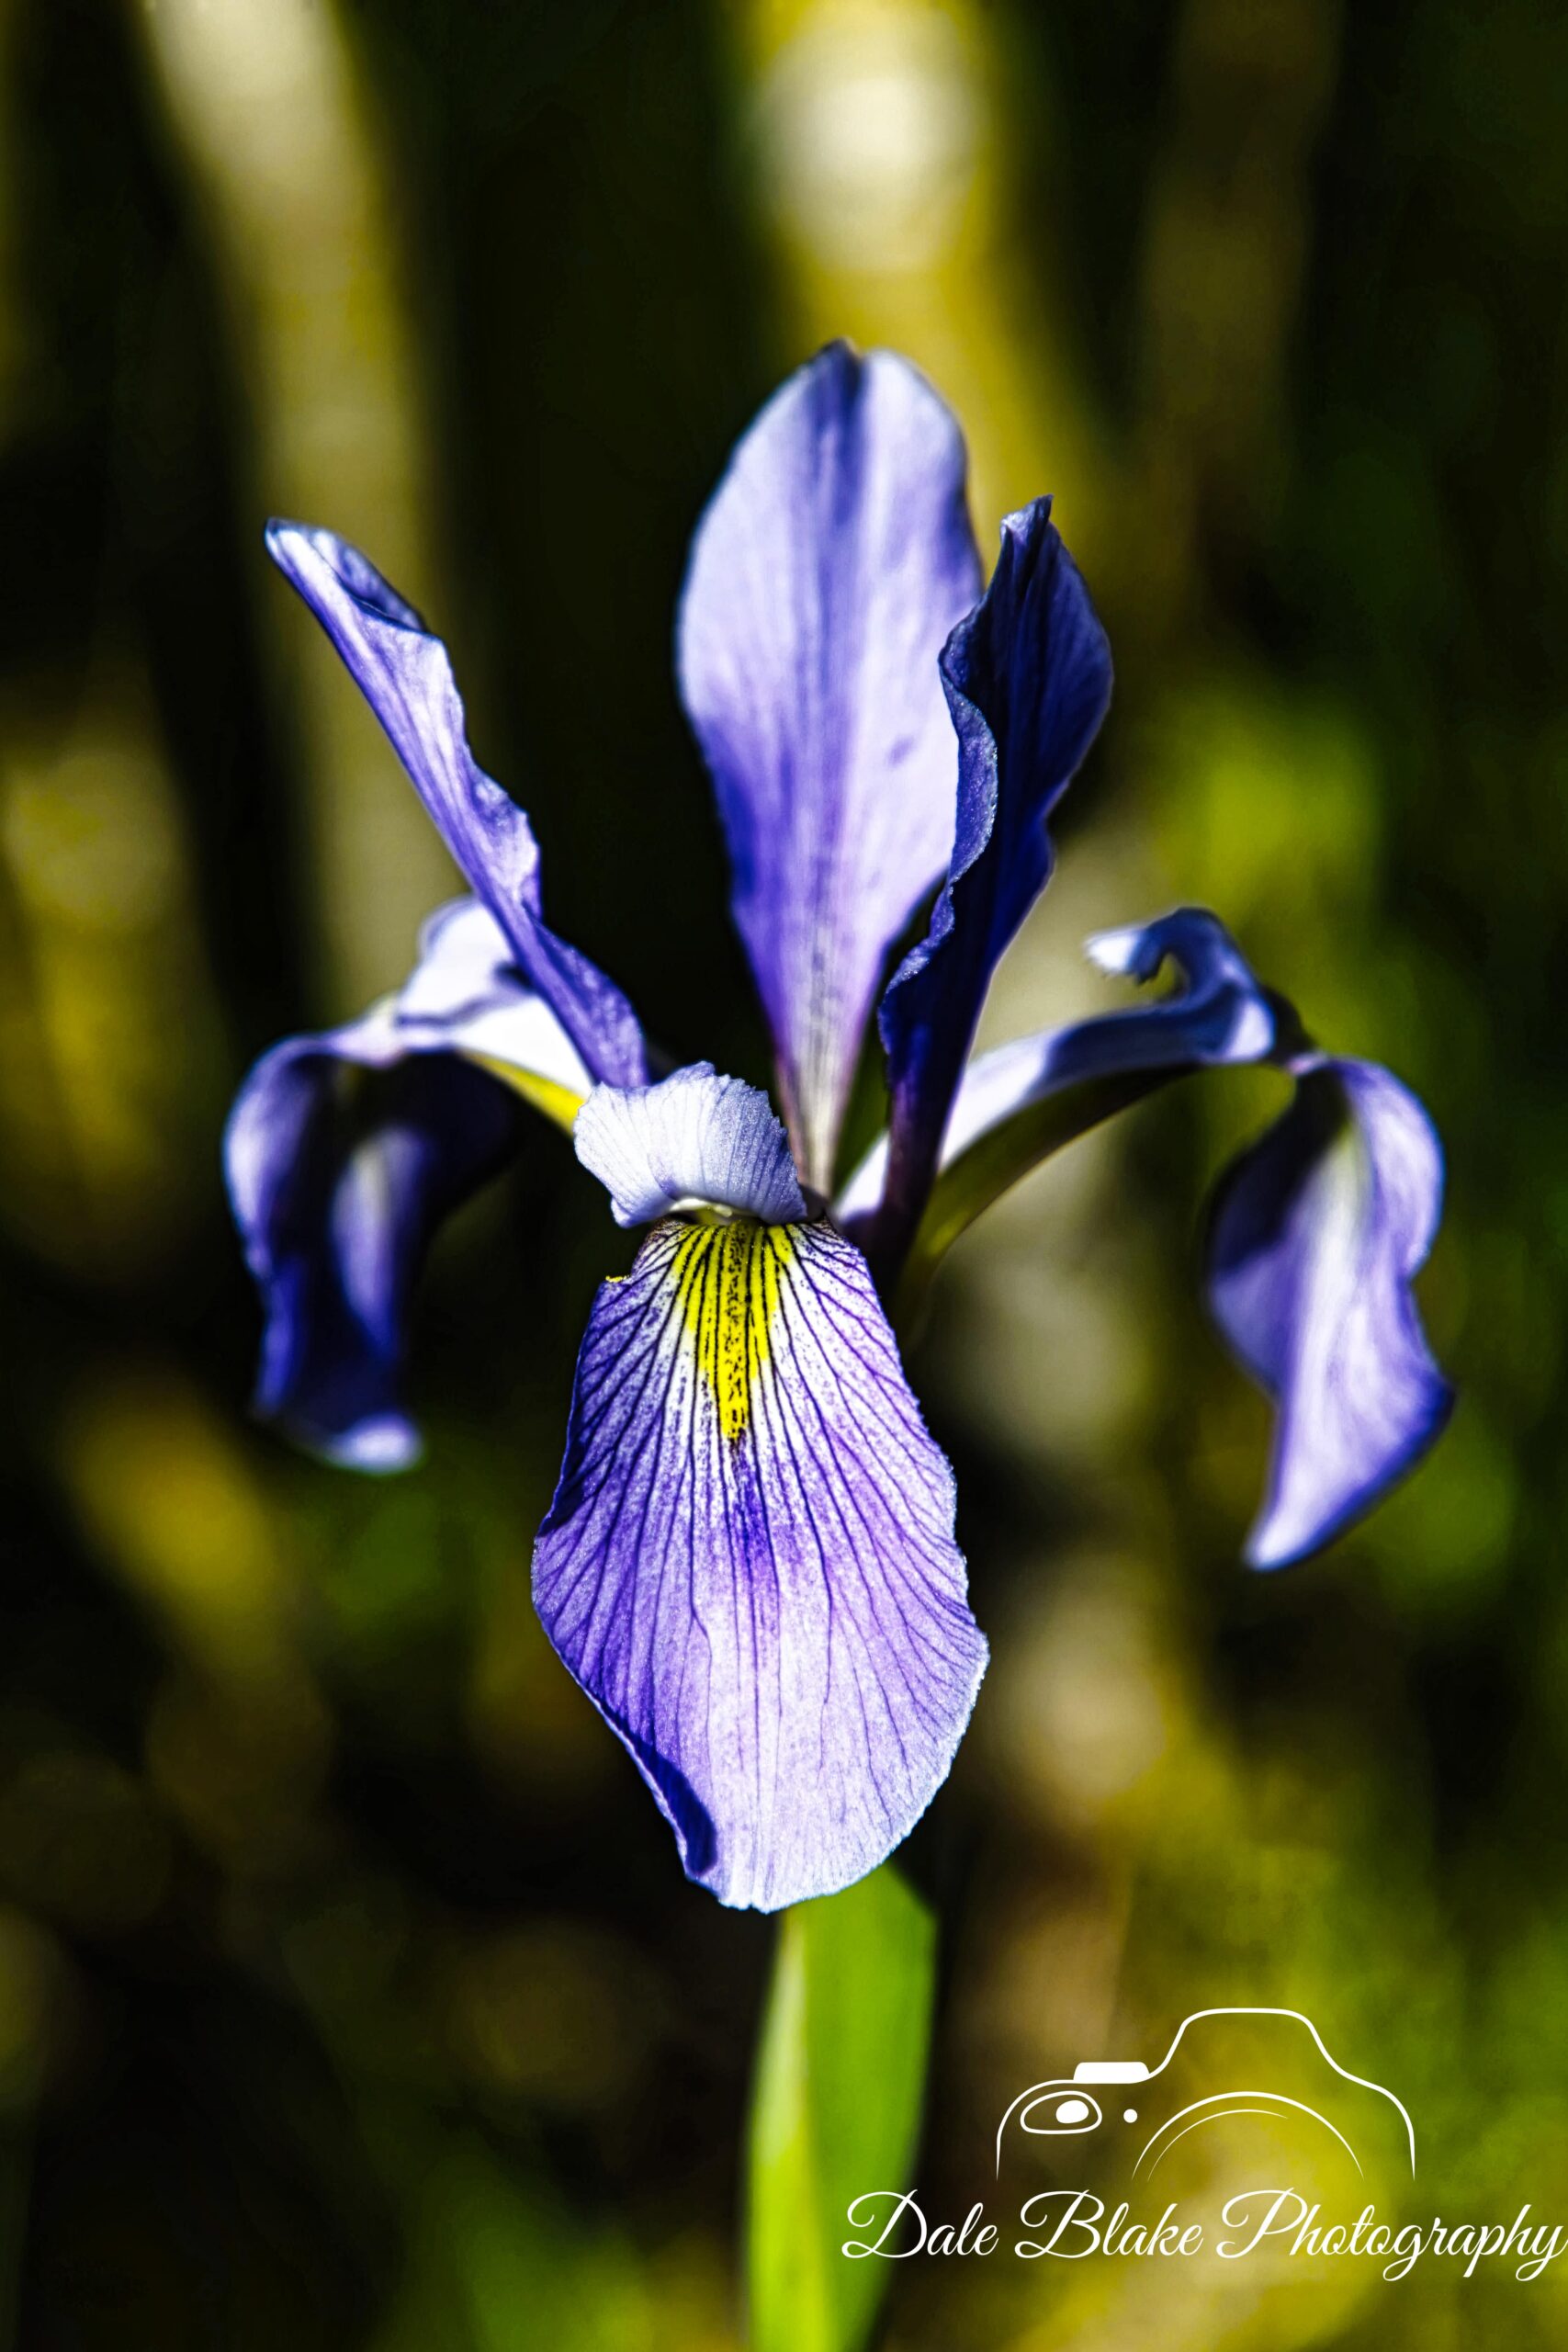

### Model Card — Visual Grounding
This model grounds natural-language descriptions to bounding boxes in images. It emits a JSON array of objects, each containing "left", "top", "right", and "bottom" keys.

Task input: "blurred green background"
[{"left": 0, "top": 0, "right": 1561, "bottom": 2343}]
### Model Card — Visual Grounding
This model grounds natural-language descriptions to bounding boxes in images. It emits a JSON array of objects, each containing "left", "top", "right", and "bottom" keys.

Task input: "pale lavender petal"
[
  {"left": 875, "top": 499, "right": 1111, "bottom": 1260},
  {"left": 398, "top": 899, "right": 596, "bottom": 1108},
  {"left": 574, "top": 1065, "right": 807, "bottom": 1228},
  {"left": 266, "top": 522, "right": 646, "bottom": 1087},
  {"left": 1207, "top": 1056, "right": 1453, "bottom": 1568},
  {"left": 677, "top": 344, "right": 983, "bottom": 1192},
  {"left": 532, "top": 1218, "right": 987, "bottom": 1909},
  {"left": 225, "top": 899, "right": 591, "bottom": 1467}
]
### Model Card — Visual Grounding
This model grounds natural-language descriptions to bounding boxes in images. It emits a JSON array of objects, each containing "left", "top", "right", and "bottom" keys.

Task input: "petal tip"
[
  {"left": 265, "top": 518, "right": 426, "bottom": 631},
  {"left": 282, "top": 1408, "right": 423, "bottom": 1476},
  {"left": 1243, "top": 1371, "right": 1456, "bottom": 1571}
]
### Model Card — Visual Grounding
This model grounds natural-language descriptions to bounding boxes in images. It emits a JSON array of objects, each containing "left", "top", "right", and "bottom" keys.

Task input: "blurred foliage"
[{"left": 0, "top": 0, "right": 1562, "bottom": 2345}]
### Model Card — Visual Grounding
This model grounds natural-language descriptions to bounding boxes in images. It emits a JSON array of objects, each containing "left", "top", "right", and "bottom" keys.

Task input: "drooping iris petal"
[
  {"left": 229, "top": 1048, "right": 514, "bottom": 1471},
  {"left": 848, "top": 907, "right": 1450, "bottom": 1561},
  {"left": 574, "top": 1064, "right": 807, "bottom": 1229},
  {"left": 225, "top": 899, "right": 592, "bottom": 1468},
  {"left": 266, "top": 522, "right": 646, "bottom": 1088},
  {"left": 875, "top": 499, "right": 1112, "bottom": 1256},
  {"left": 1206, "top": 1055, "right": 1453, "bottom": 1568},
  {"left": 677, "top": 343, "right": 983, "bottom": 1193},
  {"left": 532, "top": 1218, "right": 987, "bottom": 1910},
  {"left": 839, "top": 909, "right": 1278, "bottom": 1251}
]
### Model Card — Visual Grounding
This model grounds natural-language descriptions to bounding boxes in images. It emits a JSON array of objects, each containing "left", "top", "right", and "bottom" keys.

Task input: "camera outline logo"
[{"left": 995, "top": 2007, "right": 1416, "bottom": 2186}]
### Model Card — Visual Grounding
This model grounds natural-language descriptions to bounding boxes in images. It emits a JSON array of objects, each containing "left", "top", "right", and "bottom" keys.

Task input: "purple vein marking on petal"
[{"left": 532, "top": 1218, "right": 987, "bottom": 1909}]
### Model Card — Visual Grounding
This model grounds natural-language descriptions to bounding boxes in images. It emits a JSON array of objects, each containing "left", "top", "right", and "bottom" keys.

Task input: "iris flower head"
[{"left": 226, "top": 345, "right": 1452, "bottom": 1910}]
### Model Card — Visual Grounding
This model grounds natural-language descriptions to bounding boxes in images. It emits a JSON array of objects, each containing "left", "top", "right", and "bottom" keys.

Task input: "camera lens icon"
[
  {"left": 996, "top": 2012, "right": 1415, "bottom": 2183},
  {"left": 1038, "top": 2092, "right": 1101, "bottom": 2134},
  {"left": 1001, "top": 2080, "right": 1122, "bottom": 2146}
]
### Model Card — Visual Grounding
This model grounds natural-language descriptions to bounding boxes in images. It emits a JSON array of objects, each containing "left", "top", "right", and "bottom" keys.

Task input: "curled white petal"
[{"left": 574, "top": 1064, "right": 807, "bottom": 1229}]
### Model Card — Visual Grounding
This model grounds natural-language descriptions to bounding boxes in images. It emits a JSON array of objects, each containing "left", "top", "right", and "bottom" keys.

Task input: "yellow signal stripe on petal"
[
  {"left": 671, "top": 1217, "right": 794, "bottom": 1441},
  {"left": 465, "top": 1053, "right": 586, "bottom": 1135}
]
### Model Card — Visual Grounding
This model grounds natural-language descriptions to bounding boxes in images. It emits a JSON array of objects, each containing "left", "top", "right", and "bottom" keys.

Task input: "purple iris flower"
[{"left": 225, "top": 345, "right": 1451, "bottom": 1909}]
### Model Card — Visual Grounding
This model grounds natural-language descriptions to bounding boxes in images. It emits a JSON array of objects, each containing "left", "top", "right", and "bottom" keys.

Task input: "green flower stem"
[{"left": 745, "top": 1866, "right": 937, "bottom": 2352}]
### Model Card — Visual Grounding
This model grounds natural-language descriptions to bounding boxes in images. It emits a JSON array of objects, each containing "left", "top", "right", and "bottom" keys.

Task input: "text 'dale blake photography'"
[{"left": 0, "top": 2, "right": 1558, "bottom": 2347}]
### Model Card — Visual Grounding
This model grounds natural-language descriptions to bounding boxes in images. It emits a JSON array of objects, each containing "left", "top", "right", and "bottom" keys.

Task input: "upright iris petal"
[
  {"left": 875, "top": 500, "right": 1112, "bottom": 1262},
  {"left": 1206, "top": 1056, "right": 1453, "bottom": 1567},
  {"left": 266, "top": 523, "right": 646, "bottom": 1089},
  {"left": 677, "top": 344, "right": 983, "bottom": 1192},
  {"left": 225, "top": 899, "right": 591, "bottom": 1467}
]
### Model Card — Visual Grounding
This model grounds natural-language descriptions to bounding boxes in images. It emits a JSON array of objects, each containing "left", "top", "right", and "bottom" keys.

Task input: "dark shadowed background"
[{"left": 0, "top": 0, "right": 1561, "bottom": 2343}]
